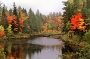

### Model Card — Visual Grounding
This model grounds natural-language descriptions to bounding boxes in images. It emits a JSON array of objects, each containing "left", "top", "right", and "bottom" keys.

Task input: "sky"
[{"left": 1, "top": 0, "right": 67, "bottom": 15}]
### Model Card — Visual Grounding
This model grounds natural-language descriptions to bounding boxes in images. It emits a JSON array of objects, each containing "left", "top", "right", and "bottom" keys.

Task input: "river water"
[
  {"left": 26, "top": 37, "right": 64, "bottom": 59},
  {"left": 0, "top": 37, "right": 64, "bottom": 59}
]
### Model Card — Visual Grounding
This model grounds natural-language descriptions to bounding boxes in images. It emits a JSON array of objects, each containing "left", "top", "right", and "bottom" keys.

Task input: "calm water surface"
[
  {"left": 26, "top": 37, "right": 64, "bottom": 59},
  {"left": 0, "top": 37, "right": 64, "bottom": 59}
]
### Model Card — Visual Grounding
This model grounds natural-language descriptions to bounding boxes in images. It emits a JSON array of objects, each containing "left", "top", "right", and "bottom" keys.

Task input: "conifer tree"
[
  {"left": 12, "top": 2, "right": 20, "bottom": 33},
  {"left": 1, "top": 5, "right": 8, "bottom": 29}
]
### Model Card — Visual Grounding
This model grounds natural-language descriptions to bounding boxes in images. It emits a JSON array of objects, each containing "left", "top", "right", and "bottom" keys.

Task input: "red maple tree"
[{"left": 70, "top": 13, "right": 83, "bottom": 30}]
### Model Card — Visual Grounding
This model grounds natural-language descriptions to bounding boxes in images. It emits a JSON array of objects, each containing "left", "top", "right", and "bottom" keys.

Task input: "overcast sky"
[{"left": 1, "top": 0, "right": 67, "bottom": 15}]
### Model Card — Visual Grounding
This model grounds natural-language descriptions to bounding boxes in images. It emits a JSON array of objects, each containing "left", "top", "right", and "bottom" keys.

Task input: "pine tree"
[
  {"left": 21, "top": 8, "right": 27, "bottom": 16},
  {"left": 1, "top": 5, "right": 8, "bottom": 29},
  {"left": 0, "top": 1, "right": 2, "bottom": 14},
  {"left": 86, "top": 0, "right": 90, "bottom": 9},
  {"left": 13, "top": 2, "right": 17, "bottom": 16},
  {"left": 23, "top": 8, "right": 34, "bottom": 33},
  {"left": 9, "top": 8, "right": 13, "bottom": 16},
  {"left": 12, "top": 2, "right": 20, "bottom": 33}
]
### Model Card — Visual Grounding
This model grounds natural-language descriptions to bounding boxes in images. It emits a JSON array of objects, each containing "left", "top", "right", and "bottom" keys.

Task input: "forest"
[
  {"left": 0, "top": 0, "right": 90, "bottom": 59},
  {"left": 62, "top": 0, "right": 90, "bottom": 59},
  {"left": 0, "top": 2, "right": 63, "bottom": 38}
]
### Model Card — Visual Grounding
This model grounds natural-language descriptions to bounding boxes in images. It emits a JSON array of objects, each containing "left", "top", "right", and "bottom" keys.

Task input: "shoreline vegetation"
[
  {"left": 61, "top": 33, "right": 90, "bottom": 59},
  {"left": 0, "top": 31, "right": 90, "bottom": 59},
  {"left": 0, "top": 31, "right": 63, "bottom": 40},
  {"left": 0, "top": 31, "right": 64, "bottom": 59}
]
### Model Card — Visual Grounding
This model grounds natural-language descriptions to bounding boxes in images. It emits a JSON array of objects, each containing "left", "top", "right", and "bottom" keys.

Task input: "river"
[
  {"left": 26, "top": 37, "right": 64, "bottom": 59},
  {"left": 0, "top": 37, "right": 64, "bottom": 59}
]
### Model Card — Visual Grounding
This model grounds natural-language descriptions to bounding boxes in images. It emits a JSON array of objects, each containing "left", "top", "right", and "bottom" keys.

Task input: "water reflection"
[
  {"left": 26, "top": 47, "right": 62, "bottom": 59},
  {"left": 0, "top": 37, "right": 63, "bottom": 59},
  {"left": 5, "top": 43, "right": 25, "bottom": 59},
  {"left": 26, "top": 37, "right": 63, "bottom": 59},
  {"left": 28, "top": 37, "right": 64, "bottom": 46}
]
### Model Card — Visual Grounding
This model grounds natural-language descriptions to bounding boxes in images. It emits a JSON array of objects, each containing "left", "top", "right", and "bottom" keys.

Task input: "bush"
[
  {"left": 76, "top": 44, "right": 90, "bottom": 59},
  {"left": 6, "top": 25, "right": 14, "bottom": 37},
  {"left": 83, "top": 30, "right": 90, "bottom": 43},
  {"left": 0, "top": 46, "right": 6, "bottom": 59}
]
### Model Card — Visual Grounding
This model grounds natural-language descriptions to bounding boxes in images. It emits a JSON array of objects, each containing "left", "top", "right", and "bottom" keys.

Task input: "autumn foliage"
[
  {"left": 6, "top": 14, "right": 16, "bottom": 24},
  {"left": 0, "top": 25, "right": 5, "bottom": 37},
  {"left": 5, "top": 12, "right": 28, "bottom": 33},
  {"left": 70, "top": 13, "right": 86, "bottom": 32}
]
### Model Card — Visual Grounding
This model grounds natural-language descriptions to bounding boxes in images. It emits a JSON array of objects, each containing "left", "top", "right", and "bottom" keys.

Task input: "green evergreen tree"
[
  {"left": 21, "top": 8, "right": 28, "bottom": 16},
  {"left": 82, "top": 0, "right": 90, "bottom": 19},
  {"left": 9, "top": 8, "right": 13, "bottom": 16},
  {"left": 23, "top": 8, "right": 43, "bottom": 33},
  {"left": 86, "top": 0, "right": 90, "bottom": 9},
  {"left": 0, "top": 1, "right": 2, "bottom": 14},
  {"left": 28, "top": 8, "right": 38, "bottom": 32},
  {"left": 62, "top": 1, "right": 75, "bottom": 32},
  {"left": 82, "top": 7, "right": 88, "bottom": 19},
  {"left": 13, "top": 2, "right": 17, "bottom": 16},
  {"left": 23, "top": 8, "right": 34, "bottom": 33},
  {"left": 35, "top": 11, "right": 43, "bottom": 32},
  {"left": 1, "top": 5, "right": 8, "bottom": 29},
  {"left": 12, "top": 2, "right": 20, "bottom": 33}
]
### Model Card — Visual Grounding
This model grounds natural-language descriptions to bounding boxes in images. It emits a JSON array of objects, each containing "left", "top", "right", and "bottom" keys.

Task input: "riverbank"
[
  {"left": 1, "top": 32, "right": 89, "bottom": 59},
  {"left": 61, "top": 34, "right": 90, "bottom": 59},
  {"left": 0, "top": 31, "right": 63, "bottom": 40},
  {"left": 0, "top": 33, "right": 64, "bottom": 59}
]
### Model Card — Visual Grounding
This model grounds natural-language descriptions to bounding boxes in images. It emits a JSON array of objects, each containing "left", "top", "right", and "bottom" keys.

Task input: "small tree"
[
  {"left": 0, "top": 25, "right": 5, "bottom": 37},
  {"left": 6, "top": 24, "right": 13, "bottom": 37},
  {"left": 83, "top": 30, "right": 90, "bottom": 43}
]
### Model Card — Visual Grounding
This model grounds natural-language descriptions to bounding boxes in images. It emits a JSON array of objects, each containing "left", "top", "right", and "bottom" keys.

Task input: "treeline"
[
  {"left": 62, "top": 0, "right": 90, "bottom": 59},
  {"left": 62, "top": 0, "right": 90, "bottom": 36},
  {"left": 0, "top": 2, "right": 63, "bottom": 37}
]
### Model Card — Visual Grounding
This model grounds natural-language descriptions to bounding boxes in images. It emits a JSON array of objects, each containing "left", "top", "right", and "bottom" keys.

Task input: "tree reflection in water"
[
  {"left": 0, "top": 37, "right": 63, "bottom": 59},
  {"left": 26, "top": 37, "right": 63, "bottom": 59},
  {"left": 26, "top": 44, "right": 62, "bottom": 59}
]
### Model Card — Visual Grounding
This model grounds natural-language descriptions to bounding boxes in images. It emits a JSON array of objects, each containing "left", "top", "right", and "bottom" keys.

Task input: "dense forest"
[
  {"left": 0, "top": 2, "right": 63, "bottom": 37},
  {"left": 62, "top": 0, "right": 90, "bottom": 34},
  {"left": 62, "top": 0, "right": 90, "bottom": 42},
  {"left": 62, "top": 0, "right": 90, "bottom": 59}
]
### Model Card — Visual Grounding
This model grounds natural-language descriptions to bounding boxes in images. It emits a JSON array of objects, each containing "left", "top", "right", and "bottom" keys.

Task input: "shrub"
[
  {"left": 76, "top": 44, "right": 90, "bottom": 59},
  {"left": 0, "top": 46, "right": 6, "bottom": 59},
  {"left": 83, "top": 30, "right": 90, "bottom": 43}
]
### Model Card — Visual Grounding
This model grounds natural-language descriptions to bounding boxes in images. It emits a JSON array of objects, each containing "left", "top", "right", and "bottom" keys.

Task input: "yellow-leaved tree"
[{"left": 0, "top": 25, "right": 5, "bottom": 37}]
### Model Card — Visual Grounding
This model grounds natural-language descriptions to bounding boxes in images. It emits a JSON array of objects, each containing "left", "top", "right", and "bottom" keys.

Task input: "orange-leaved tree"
[
  {"left": 70, "top": 13, "right": 86, "bottom": 32},
  {"left": 6, "top": 13, "right": 19, "bottom": 33},
  {"left": 6, "top": 13, "right": 13, "bottom": 24}
]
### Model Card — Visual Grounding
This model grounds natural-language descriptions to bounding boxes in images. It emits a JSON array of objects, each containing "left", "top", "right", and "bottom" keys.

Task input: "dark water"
[{"left": 0, "top": 37, "right": 64, "bottom": 59}]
